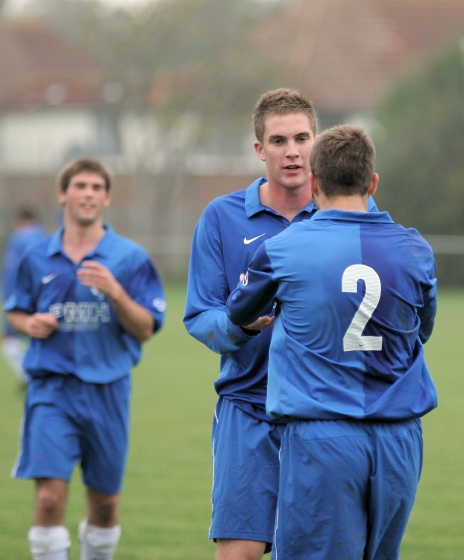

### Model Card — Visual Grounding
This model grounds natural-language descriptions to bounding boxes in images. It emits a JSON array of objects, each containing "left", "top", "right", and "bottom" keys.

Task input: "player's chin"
[
  {"left": 76, "top": 215, "right": 98, "bottom": 227},
  {"left": 282, "top": 179, "right": 307, "bottom": 191},
  {"left": 281, "top": 170, "right": 306, "bottom": 185}
]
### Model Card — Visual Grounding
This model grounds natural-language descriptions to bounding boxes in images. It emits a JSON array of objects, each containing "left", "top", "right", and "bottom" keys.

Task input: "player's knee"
[
  {"left": 36, "top": 486, "right": 65, "bottom": 519},
  {"left": 88, "top": 492, "right": 119, "bottom": 525},
  {"left": 28, "top": 525, "right": 70, "bottom": 555}
]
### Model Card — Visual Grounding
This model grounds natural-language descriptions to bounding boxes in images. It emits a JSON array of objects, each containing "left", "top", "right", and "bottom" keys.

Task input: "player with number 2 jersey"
[
  {"left": 226, "top": 124, "right": 438, "bottom": 560},
  {"left": 227, "top": 209, "right": 437, "bottom": 421}
]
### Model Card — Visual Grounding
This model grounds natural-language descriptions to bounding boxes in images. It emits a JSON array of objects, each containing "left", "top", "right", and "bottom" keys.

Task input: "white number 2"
[{"left": 342, "top": 264, "right": 382, "bottom": 352}]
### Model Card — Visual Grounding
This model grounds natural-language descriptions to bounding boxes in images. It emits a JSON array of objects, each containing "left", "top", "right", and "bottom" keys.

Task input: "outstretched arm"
[
  {"left": 184, "top": 216, "right": 263, "bottom": 354},
  {"left": 227, "top": 244, "right": 278, "bottom": 328}
]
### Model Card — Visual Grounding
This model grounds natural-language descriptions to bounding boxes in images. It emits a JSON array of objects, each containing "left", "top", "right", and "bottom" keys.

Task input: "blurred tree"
[
  {"left": 373, "top": 41, "right": 464, "bottom": 232},
  {"left": 26, "top": 0, "right": 283, "bottom": 112},
  {"left": 24, "top": 0, "right": 286, "bottom": 251},
  {"left": 372, "top": 41, "right": 464, "bottom": 285},
  {"left": 24, "top": 0, "right": 288, "bottom": 148}
]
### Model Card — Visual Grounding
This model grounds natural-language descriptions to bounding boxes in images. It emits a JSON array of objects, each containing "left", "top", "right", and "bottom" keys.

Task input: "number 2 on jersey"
[{"left": 342, "top": 264, "right": 382, "bottom": 352}]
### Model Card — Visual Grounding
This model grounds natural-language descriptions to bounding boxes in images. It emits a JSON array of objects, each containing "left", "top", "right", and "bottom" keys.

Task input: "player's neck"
[
  {"left": 61, "top": 221, "right": 106, "bottom": 263},
  {"left": 260, "top": 181, "right": 312, "bottom": 222},
  {"left": 317, "top": 195, "right": 368, "bottom": 212}
]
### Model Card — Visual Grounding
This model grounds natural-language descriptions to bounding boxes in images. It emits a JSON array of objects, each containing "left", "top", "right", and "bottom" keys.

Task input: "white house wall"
[{"left": 0, "top": 109, "right": 97, "bottom": 172}]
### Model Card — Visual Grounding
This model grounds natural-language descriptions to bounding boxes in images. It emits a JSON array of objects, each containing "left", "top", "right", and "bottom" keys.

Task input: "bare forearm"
[
  {"left": 77, "top": 260, "right": 154, "bottom": 341},
  {"left": 109, "top": 284, "right": 154, "bottom": 342},
  {"left": 7, "top": 311, "right": 58, "bottom": 339},
  {"left": 7, "top": 311, "right": 31, "bottom": 336}
]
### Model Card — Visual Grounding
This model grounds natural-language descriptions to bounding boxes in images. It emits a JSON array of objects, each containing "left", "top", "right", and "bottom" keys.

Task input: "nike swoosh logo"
[
  {"left": 243, "top": 233, "right": 266, "bottom": 245},
  {"left": 41, "top": 273, "right": 58, "bottom": 284}
]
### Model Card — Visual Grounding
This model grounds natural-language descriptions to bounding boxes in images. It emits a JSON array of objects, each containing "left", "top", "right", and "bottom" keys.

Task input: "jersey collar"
[
  {"left": 312, "top": 209, "right": 394, "bottom": 224},
  {"left": 245, "top": 177, "right": 316, "bottom": 218},
  {"left": 47, "top": 224, "right": 115, "bottom": 258}
]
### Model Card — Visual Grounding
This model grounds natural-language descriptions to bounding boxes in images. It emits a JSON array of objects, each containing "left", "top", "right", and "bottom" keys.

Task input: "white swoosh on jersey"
[
  {"left": 41, "top": 273, "right": 58, "bottom": 284},
  {"left": 243, "top": 233, "right": 266, "bottom": 245}
]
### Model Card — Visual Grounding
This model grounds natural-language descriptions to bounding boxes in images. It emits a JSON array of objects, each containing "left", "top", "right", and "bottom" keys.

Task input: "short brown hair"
[
  {"left": 252, "top": 88, "right": 317, "bottom": 143},
  {"left": 57, "top": 158, "right": 112, "bottom": 192},
  {"left": 310, "top": 125, "right": 376, "bottom": 198}
]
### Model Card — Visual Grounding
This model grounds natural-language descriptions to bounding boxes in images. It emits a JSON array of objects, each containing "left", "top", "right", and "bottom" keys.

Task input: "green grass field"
[{"left": 0, "top": 284, "right": 463, "bottom": 558}]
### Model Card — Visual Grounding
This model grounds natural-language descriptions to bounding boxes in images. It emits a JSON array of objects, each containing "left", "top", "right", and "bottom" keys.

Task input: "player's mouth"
[
  {"left": 79, "top": 205, "right": 96, "bottom": 215},
  {"left": 284, "top": 165, "right": 301, "bottom": 172}
]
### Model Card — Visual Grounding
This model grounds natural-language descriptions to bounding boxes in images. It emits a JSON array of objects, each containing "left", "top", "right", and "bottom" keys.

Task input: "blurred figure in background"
[
  {"left": 4, "top": 158, "right": 166, "bottom": 560},
  {"left": 2, "top": 207, "right": 48, "bottom": 384}
]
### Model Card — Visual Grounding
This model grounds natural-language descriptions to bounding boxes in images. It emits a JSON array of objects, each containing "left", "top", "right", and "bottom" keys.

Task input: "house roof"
[
  {"left": 3, "top": 1, "right": 463, "bottom": 113},
  {"left": 249, "top": 0, "right": 464, "bottom": 112},
  {"left": 249, "top": 0, "right": 402, "bottom": 112},
  {"left": 150, "top": 0, "right": 464, "bottom": 115},
  {"left": 377, "top": 0, "right": 464, "bottom": 57},
  {"left": 0, "top": 19, "right": 105, "bottom": 108}
]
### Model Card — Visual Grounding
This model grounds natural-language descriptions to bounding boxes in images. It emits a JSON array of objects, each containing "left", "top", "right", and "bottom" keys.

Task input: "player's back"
[{"left": 265, "top": 209, "right": 437, "bottom": 422}]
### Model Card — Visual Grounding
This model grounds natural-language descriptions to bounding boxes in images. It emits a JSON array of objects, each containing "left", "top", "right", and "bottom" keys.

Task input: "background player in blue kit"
[
  {"left": 2, "top": 207, "right": 48, "bottom": 383},
  {"left": 226, "top": 125, "right": 438, "bottom": 560},
  {"left": 4, "top": 158, "right": 166, "bottom": 560},
  {"left": 184, "top": 89, "right": 377, "bottom": 559}
]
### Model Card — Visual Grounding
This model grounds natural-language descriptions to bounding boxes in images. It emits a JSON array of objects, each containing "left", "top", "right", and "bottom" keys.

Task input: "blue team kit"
[
  {"left": 4, "top": 225, "right": 165, "bottom": 382},
  {"left": 226, "top": 209, "right": 437, "bottom": 421},
  {"left": 185, "top": 177, "right": 378, "bottom": 420},
  {"left": 4, "top": 224, "right": 166, "bottom": 493},
  {"left": 225, "top": 206, "right": 437, "bottom": 559}
]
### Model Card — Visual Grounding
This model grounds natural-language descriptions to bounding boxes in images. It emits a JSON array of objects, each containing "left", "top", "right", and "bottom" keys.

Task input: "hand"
[
  {"left": 77, "top": 260, "right": 120, "bottom": 300},
  {"left": 237, "top": 272, "right": 275, "bottom": 331},
  {"left": 27, "top": 313, "right": 58, "bottom": 339},
  {"left": 243, "top": 315, "right": 275, "bottom": 331}
]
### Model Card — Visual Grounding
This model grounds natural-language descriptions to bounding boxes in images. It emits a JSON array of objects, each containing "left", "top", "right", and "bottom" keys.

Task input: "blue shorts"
[
  {"left": 273, "top": 418, "right": 423, "bottom": 560},
  {"left": 13, "top": 374, "right": 131, "bottom": 494},
  {"left": 210, "top": 397, "right": 285, "bottom": 552}
]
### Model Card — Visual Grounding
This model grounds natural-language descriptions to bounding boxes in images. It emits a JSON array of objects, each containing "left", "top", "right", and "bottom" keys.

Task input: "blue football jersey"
[
  {"left": 226, "top": 209, "right": 437, "bottom": 421},
  {"left": 3, "top": 223, "right": 48, "bottom": 299},
  {"left": 184, "top": 178, "right": 378, "bottom": 420},
  {"left": 4, "top": 225, "right": 166, "bottom": 382},
  {"left": 2, "top": 223, "right": 48, "bottom": 336}
]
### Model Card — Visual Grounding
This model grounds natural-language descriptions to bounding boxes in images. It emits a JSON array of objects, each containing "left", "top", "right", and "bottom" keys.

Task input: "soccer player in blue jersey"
[
  {"left": 184, "top": 89, "right": 377, "bottom": 560},
  {"left": 4, "top": 158, "right": 166, "bottom": 560},
  {"left": 226, "top": 125, "right": 438, "bottom": 560},
  {"left": 2, "top": 208, "right": 48, "bottom": 383}
]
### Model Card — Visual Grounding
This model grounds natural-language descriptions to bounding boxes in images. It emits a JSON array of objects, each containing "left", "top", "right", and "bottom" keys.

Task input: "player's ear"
[
  {"left": 368, "top": 173, "right": 379, "bottom": 197},
  {"left": 57, "top": 188, "right": 66, "bottom": 206},
  {"left": 309, "top": 172, "right": 319, "bottom": 198},
  {"left": 254, "top": 140, "right": 265, "bottom": 161}
]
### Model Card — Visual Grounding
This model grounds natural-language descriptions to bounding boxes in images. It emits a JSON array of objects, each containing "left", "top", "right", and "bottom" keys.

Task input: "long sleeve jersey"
[
  {"left": 184, "top": 178, "right": 378, "bottom": 421},
  {"left": 227, "top": 209, "right": 437, "bottom": 421}
]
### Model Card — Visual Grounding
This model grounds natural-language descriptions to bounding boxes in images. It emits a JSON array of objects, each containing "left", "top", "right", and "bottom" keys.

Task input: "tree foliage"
[
  {"left": 23, "top": 0, "right": 291, "bottom": 168},
  {"left": 373, "top": 42, "right": 464, "bottom": 234},
  {"left": 372, "top": 42, "right": 464, "bottom": 285},
  {"left": 26, "top": 0, "right": 282, "bottom": 109}
]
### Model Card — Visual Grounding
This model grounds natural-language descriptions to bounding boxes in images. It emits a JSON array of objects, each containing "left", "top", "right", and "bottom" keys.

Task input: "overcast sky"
[{"left": 5, "top": 0, "right": 156, "bottom": 15}]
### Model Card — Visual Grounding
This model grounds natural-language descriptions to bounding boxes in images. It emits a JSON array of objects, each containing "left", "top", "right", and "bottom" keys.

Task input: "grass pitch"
[{"left": 0, "top": 284, "right": 462, "bottom": 558}]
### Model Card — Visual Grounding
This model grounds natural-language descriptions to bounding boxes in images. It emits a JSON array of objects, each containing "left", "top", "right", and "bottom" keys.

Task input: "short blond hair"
[{"left": 253, "top": 88, "right": 317, "bottom": 143}]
